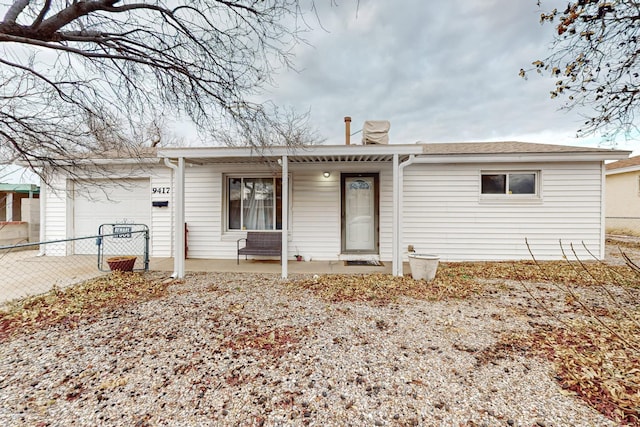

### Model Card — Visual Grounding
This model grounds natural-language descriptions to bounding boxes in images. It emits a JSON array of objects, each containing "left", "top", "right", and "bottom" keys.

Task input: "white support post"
[
  {"left": 392, "top": 154, "right": 400, "bottom": 276},
  {"left": 600, "top": 161, "right": 606, "bottom": 259},
  {"left": 175, "top": 157, "right": 186, "bottom": 278},
  {"left": 396, "top": 155, "right": 415, "bottom": 277},
  {"left": 281, "top": 155, "right": 288, "bottom": 279},
  {"left": 6, "top": 192, "right": 13, "bottom": 222},
  {"left": 163, "top": 158, "right": 185, "bottom": 278},
  {"left": 39, "top": 180, "right": 46, "bottom": 255}
]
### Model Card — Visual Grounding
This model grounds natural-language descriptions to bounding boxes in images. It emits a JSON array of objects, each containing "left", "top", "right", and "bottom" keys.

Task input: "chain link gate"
[{"left": 97, "top": 224, "right": 150, "bottom": 272}]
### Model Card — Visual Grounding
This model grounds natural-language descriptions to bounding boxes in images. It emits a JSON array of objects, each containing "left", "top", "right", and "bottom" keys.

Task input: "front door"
[{"left": 342, "top": 174, "right": 379, "bottom": 253}]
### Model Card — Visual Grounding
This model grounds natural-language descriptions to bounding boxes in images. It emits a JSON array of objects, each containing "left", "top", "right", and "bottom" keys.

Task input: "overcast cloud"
[
  {"left": 256, "top": 0, "right": 636, "bottom": 150},
  {"left": 9, "top": 1, "right": 637, "bottom": 185}
]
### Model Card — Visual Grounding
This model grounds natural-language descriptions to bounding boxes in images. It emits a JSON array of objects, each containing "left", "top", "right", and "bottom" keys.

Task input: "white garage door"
[{"left": 73, "top": 179, "right": 151, "bottom": 239}]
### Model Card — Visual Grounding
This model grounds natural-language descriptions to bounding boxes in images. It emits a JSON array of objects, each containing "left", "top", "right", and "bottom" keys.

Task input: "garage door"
[{"left": 73, "top": 179, "right": 151, "bottom": 239}]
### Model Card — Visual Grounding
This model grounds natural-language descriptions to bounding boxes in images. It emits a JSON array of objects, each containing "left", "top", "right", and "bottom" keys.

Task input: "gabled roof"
[
  {"left": 606, "top": 155, "right": 640, "bottom": 175},
  {"left": 157, "top": 141, "right": 630, "bottom": 164},
  {"left": 82, "top": 147, "right": 158, "bottom": 161},
  {"left": 421, "top": 141, "right": 622, "bottom": 155},
  {"left": 16, "top": 147, "right": 160, "bottom": 168}
]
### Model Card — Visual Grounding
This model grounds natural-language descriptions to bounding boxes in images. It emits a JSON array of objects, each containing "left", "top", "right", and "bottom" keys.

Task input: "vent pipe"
[{"left": 344, "top": 116, "right": 352, "bottom": 145}]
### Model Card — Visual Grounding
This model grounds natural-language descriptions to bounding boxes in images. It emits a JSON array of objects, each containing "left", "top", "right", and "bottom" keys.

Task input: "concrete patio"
[{"left": 150, "top": 257, "right": 410, "bottom": 276}]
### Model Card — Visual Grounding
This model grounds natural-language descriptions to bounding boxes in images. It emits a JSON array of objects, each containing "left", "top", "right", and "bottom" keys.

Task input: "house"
[
  {"left": 605, "top": 155, "right": 640, "bottom": 236},
  {"left": 39, "top": 140, "right": 630, "bottom": 278},
  {"left": 0, "top": 183, "right": 39, "bottom": 222},
  {"left": 0, "top": 183, "right": 40, "bottom": 246}
]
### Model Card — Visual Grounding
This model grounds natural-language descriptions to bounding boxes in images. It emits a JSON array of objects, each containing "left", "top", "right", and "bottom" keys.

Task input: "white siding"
[
  {"left": 150, "top": 167, "right": 173, "bottom": 257},
  {"left": 42, "top": 175, "right": 68, "bottom": 255},
  {"left": 290, "top": 162, "right": 393, "bottom": 261},
  {"left": 182, "top": 163, "right": 334, "bottom": 260},
  {"left": 401, "top": 162, "right": 604, "bottom": 261},
  {"left": 183, "top": 163, "right": 272, "bottom": 259},
  {"left": 182, "top": 162, "right": 393, "bottom": 261},
  {"left": 378, "top": 166, "right": 394, "bottom": 260},
  {"left": 290, "top": 166, "right": 341, "bottom": 261},
  {"left": 184, "top": 166, "right": 221, "bottom": 258},
  {"left": 43, "top": 159, "right": 607, "bottom": 262}
]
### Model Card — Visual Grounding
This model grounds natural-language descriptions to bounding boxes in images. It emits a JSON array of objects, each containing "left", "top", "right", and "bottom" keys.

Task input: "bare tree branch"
[
  {"left": 525, "top": 1, "right": 640, "bottom": 142},
  {"left": 2, "top": 0, "right": 28, "bottom": 23},
  {"left": 30, "top": 0, "right": 51, "bottom": 29},
  {"left": 0, "top": 0, "right": 324, "bottom": 183}
]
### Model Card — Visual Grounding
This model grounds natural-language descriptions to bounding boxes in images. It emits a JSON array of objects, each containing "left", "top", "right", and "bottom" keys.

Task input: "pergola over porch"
[{"left": 157, "top": 144, "right": 426, "bottom": 279}]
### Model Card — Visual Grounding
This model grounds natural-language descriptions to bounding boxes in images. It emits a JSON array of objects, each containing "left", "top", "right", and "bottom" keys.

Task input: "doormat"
[{"left": 344, "top": 260, "right": 384, "bottom": 266}]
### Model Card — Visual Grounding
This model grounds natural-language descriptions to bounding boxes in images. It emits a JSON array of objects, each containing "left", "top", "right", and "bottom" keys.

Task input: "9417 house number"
[{"left": 152, "top": 187, "right": 170, "bottom": 194}]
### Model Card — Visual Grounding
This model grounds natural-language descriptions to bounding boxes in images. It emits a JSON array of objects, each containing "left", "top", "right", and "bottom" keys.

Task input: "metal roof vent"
[{"left": 362, "top": 120, "right": 390, "bottom": 145}]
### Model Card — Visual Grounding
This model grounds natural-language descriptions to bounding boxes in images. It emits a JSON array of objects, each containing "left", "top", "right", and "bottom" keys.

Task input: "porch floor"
[{"left": 150, "top": 257, "right": 411, "bottom": 276}]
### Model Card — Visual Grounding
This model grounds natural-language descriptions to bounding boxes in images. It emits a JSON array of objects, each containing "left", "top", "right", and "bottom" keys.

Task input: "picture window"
[{"left": 227, "top": 176, "right": 282, "bottom": 230}]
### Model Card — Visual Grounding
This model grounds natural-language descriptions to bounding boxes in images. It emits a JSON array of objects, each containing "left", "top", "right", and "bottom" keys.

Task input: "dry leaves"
[
  {"left": 0, "top": 272, "right": 170, "bottom": 342},
  {"left": 492, "top": 315, "right": 640, "bottom": 426},
  {"left": 607, "top": 237, "right": 640, "bottom": 251},
  {"left": 291, "top": 260, "right": 634, "bottom": 305},
  {"left": 475, "top": 259, "right": 640, "bottom": 426},
  {"left": 2, "top": 257, "right": 638, "bottom": 425},
  {"left": 291, "top": 270, "right": 486, "bottom": 304},
  {"left": 450, "top": 260, "right": 634, "bottom": 286},
  {"left": 294, "top": 260, "right": 639, "bottom": 425},
  {"left": 222, "top": 325, "right": 306, "bottom": 359}
]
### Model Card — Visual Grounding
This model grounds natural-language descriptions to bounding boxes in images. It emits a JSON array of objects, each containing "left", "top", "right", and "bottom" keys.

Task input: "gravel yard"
[{"left": 1, "top": 236, "right": 639, "bottom": 426}]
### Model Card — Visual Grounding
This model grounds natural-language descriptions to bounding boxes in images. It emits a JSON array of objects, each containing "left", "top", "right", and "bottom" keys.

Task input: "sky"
[
  {"left": 244, "top": 0, "right": 638, "bottom": 151},
  {"left": 1, "top": 165, "right": 38, "bottom": 185},
  {"left": 5, "top": 0, "right": 638, "bottom": 184}
]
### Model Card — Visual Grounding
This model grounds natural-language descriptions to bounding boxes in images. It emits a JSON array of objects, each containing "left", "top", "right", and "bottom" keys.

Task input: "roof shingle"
[
  {"left": 606, "top": 155, "right": 640, "bottom": 171},
  {"left": 419, "top": 141, "right": 624, "bottom": 155}
]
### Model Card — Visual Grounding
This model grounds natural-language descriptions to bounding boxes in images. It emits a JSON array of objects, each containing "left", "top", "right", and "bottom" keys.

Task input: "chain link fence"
[
  {"left": 97, "top": 224, "right": 149, "bottom": 272},
  {"left": 0, "top": 225, "right": 149, "bottom": 305}
]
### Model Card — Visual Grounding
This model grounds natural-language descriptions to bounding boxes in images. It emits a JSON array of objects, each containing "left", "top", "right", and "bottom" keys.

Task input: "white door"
[
  {"left": 344, "top": 176, "right": 376, "bottom": 252},
  {"left": 73, "top": 179, "right": 150, "bottom": 254}
]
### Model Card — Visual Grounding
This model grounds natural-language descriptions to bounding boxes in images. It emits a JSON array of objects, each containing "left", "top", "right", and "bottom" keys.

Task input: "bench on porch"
[{"left": 237, "top": 232, "right": 282, "bottom": 264}]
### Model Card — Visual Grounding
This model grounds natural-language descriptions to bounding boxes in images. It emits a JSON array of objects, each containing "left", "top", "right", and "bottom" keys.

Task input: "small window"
[
  {"left": 481, "top": 172, "right": 538, "bottom": 196},
  {"left": 481, "top": 174, "right": 506, "bottom": 194},
  {"left": 227, "top": 176, "right": 282, "bottom": 230}
]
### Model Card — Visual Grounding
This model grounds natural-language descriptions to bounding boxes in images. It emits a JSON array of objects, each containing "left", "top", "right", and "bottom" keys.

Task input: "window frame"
[
  {"left": 479, "top": 170, "right": 541, "bottom": 202},
  {"left": 223, "top": 174, "right": 291, "bottom": 233}
]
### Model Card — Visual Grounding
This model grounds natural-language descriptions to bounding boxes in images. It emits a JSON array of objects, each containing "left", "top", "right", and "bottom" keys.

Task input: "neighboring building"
[
  {"left": 39, "top": 141, "right": 630, "bottom": 278},
  {"left": 606, "top": 155, "right": 640, "bottom": 236},
  {"left": 0, "top": 183, "right": 40, "bottom": 245},
  {"left": 0, "top": 183, "right": 39, "bottom": 222}
]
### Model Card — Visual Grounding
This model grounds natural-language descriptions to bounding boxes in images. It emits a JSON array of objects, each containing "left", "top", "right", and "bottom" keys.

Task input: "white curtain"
[{"left": 244, "top": 179, "right": 273, "bottom": 230}]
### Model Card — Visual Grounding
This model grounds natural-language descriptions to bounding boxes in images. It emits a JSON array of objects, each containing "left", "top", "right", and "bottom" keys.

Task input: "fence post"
[{"left": 144, "top": 227, "right": 150, "bottom": 271}]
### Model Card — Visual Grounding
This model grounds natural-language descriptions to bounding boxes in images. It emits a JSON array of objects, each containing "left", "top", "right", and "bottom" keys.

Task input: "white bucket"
[{"left": 408, "top": 254, "right": 440, "bottom": 281}]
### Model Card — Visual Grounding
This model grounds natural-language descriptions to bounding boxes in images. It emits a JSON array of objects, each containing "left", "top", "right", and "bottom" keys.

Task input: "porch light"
[{"left": 323, "top": 171, "right": 331, "bottom": 178}]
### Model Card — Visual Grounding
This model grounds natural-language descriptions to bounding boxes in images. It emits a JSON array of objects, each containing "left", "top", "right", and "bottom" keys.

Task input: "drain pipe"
[
  {"left": 281, "top": 155, "right": 288, "bottom": 279},
  {"left": 163, "top": 157, "right": 185, "bottom": 278},
  {"left": 392, "top": 154, "right": 399, "bottom": 275},
  {"left": 38, "top": 178, "right": 46, "bottom": 256},
  {"left": 394, "top": 154, "right": 417, "bottom": 276}
]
